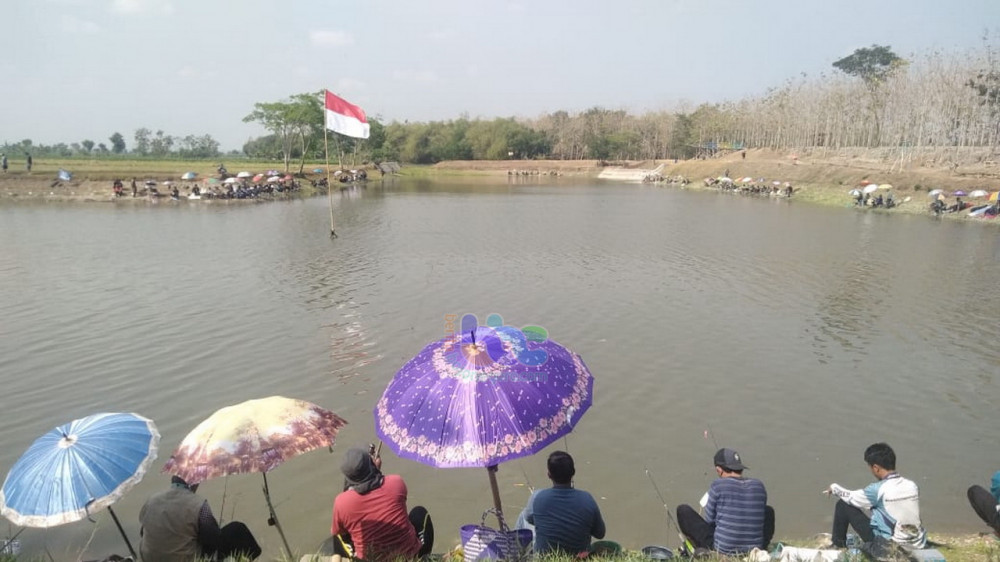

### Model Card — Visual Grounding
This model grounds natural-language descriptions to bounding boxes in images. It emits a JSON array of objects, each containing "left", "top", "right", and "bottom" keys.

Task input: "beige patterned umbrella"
[{"left": 163, "top": 396, "right": 347, "bottom": 557}]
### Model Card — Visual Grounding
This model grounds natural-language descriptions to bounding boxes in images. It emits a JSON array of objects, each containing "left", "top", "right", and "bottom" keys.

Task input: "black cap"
[{"left": 714, "top": 448, "right": 747, "bottom": 471}]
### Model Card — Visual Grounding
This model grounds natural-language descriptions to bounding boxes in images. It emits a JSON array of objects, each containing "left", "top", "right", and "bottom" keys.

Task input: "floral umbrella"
[
  {"left": 163, "top": 396, "right": 347, "bottom": 558},
  {"left": 375, "top": 320, "right": 593, "bottom": 525}
]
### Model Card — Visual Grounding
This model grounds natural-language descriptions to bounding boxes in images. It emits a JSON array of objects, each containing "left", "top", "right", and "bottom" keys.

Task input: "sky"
[{"left": 2, "top": 0, "right": 998, "bottom": 152}]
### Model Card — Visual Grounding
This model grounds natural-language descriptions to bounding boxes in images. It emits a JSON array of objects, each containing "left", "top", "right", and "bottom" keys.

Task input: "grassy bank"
[{"left": 1, "top": 152, "right": 997, "bottom": 224}]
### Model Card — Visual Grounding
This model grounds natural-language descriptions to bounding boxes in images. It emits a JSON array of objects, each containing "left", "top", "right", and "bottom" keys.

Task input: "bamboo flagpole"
[
  {"left": 324, "top": 122, "right": 336, "bottom": 238},
  {"left": 322, "top": 90, "right": 371, "bottom": 238}
]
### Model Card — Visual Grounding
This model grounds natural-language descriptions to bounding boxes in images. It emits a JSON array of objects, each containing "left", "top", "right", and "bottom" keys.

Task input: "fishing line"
[{"left": 644, "top": 467, "right": 694, "bottom": 553}]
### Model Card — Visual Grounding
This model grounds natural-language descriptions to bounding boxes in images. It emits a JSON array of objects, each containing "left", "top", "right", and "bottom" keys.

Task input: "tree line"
[
  {"left": 5, "top": 41, "right": 997, "bottom": 169},
  {"left": 243, "top": 41, "right": 998, "bottom": 170},
  {"left": 1, "top": 130, "right": 227, "bottom": 160}
]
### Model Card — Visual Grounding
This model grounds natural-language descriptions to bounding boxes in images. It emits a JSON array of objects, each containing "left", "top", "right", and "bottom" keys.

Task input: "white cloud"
[
  {"left": 334, "top": 77, "right": 365, "bottom": 92},
  {"left": 110, "top": 0, "right": 174, "bottom": 16},
  {"left": 59, "top": 14, "right": 101, "bottom": 33},
  {"left": 391, "top": 69, "right": 437, "bottom": 83},
  {"left": 310, "top": 30, "right": 354, "bottom": 47},
  {"left": 427, "top": 31, "right": 450, "bottom": 42}
]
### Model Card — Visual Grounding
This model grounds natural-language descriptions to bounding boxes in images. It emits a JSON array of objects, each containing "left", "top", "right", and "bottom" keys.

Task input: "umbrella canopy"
[
  {"left": 863, "top": 184, "right": 878, "bottom": 194},
  {"left": 375, "top": 322, "right": 593, "bottom": 524},
  {"left": 376, "top": 326, "right": 593, "bottom": 468},
  {"left": 1, "top": 412, "right": 159, "bottom": 527},
  {"left": 928, "top": 189, "right": 943, "bottom": 196},
  {"left": 953, "top": 190, "right": 967, "bottom": 197},
  {"left": 267, "top": 176, "right": 281, "bottom": 183},
  {"left": 57, "top": 169, "right": 72, "bottom": 182},
  {"left": 163, "top": 396, "right": 347, "bottom": 483},
  {"left": 162, "top": 180, "right": 173, "bottom": 186},
  {"left": 223, "top": 177, "right": 239, "bottom": 184},
  {"left": 312, "top": 168, "right": 324, "bottom": 174},
  {"left": 990, "top": 192, "right": 1000, "bottom": 202},
  {"left": 849, "top": 189, "right": 862, "bottom": 196},
  {"left": 181, "top": 172, "right": 197, "bottom": 180},
  {"left": 860, "top": 180, "right": 872, "bottom": 186},
  {"left": 970, "top": 189, "right": 988, "bottom": 198},
  {"left": 252, "top": 173, "right": 265, "bottom": 183},
  {"left": 878, "top": 184, "right": 893, "bottom": 190},
  {"left": 163, "top": 396, "right": 347, "bottom": 558},
  {"left": 741, "top": 176, "right": 754, "bottom": 183},
  {"left": 236, "top": 171, "right": 252, "bottom": 178}
]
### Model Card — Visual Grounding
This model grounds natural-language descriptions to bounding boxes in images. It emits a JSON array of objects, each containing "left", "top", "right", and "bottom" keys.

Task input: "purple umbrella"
[
  {"left": 953, "top": 190, "right": 967, "bottom": 197},
  {"left": 375, "top": 321, "right": 593, "bottom": 524}
]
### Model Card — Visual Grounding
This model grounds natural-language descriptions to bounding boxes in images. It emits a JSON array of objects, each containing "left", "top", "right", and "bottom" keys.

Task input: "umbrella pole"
[
  {"left": 486, "top": 465, "right": 507, "bottom": 529},
  {"left": 262, "top": 472, "right": 294, "bottom": 560},
  {"left": 107, "top": 506, "right": 138, "bottom": 561}
]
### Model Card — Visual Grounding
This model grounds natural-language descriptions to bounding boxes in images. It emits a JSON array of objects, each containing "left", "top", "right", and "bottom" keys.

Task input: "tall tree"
[
  {"left": 109, "top": 132, "right": 126, "bottom": 154},
  {"left": 134, "top": 128, "right": 151, "bottom": 155},
  {"left": 832, "top": 44, "right": 907, "bottom": 146},
  {"left": 81, "top": 140, "right": 95, "bottom": 153}
]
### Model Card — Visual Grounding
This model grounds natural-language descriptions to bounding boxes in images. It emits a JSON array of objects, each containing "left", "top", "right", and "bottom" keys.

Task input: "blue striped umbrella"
[{"left": 0, "top": 413, "right": 159, "bottom": 558}]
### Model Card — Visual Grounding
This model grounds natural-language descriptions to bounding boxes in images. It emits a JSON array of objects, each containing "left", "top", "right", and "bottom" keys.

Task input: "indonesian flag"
[{"left": 325, "top": 90, "right": 370, "bottom": 139}]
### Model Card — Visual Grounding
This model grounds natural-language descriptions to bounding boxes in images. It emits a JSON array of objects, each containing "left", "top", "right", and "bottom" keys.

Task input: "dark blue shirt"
[
  {"left": 704, "top": 476, "right": 767, "bottom": 554},
  {"left": 525, "top": 486, "right": 606, "bottom": 553}
]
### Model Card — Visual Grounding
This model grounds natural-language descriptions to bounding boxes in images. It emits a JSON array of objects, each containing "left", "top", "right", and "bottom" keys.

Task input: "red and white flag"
[{"left": 324, "top": 90, "right": 369, "bottom": 139}]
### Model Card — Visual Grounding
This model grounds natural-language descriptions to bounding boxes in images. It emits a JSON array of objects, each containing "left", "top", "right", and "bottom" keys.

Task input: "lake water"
[{"left": 1, "top": 178, "right": 998, "bottom": 559}]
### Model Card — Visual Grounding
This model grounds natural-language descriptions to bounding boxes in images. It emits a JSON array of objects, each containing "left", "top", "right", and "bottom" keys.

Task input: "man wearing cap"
[
  {"left": 824, "top": 442, "right": 926, "bottom": 557},
  {"left": 676, "top": 448, "right": 774, "bottom": 556},
  {"left": 139, "top": 475, "right": 261, "bottom": 562},
  {"left": 330, "top": 447, "right": 434, "bottom": 561}
]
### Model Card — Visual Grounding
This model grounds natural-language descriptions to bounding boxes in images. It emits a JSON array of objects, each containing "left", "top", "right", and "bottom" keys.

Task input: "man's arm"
[
  {"left": 196, "top": 501, "right": 222, "bottom": 557},
  {"left": 703, "top": 485, "right": 719, "bottom": 524},
  {"left": 590, "top": 500, "right": 606, "bottom": 540},
  {"left": 827, "top": 483, "right": 873, "bottom": 509}
]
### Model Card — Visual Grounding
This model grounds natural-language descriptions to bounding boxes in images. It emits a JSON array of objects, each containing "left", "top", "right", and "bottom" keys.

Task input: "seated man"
[
  {"left": 676, "top": 448, "right": 774, "bottom": 556},
  {"left": 824, "top": 442, "right": 926, "bottom": 558},
  {"left": 331, "top": 447, "right": 433, "bottom": 561},
  {"left": 523, "top": 451, "right": 606, "bottom": 554},
  {"left": 967, "top": 470, "right": 1000, "bottom": 537},
  {"left": 139, "top": 475, "right": 260, "bottom": 562}
]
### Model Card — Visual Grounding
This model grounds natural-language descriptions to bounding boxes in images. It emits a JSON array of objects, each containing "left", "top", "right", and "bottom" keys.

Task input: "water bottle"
[{"left": 845, "top": 533, "right": 861, "bottom": 561}]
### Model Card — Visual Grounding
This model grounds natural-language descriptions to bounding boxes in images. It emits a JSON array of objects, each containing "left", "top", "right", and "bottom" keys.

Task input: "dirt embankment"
[{"left": 2, "top": 149, "right": 997, "bottom": 205}]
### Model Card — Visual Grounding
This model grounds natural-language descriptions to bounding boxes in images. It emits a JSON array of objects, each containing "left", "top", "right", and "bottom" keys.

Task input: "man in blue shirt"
[
  {"left": 825, "top": 442, "right": 926, "bottom": 558},
  {"left": 524, "top": 451, "right": 606, "bottom": 554},
  {"left": 967, "top": 470, "right": 1000, "bottom": 537},
  {"left": 676, "top": 448, "right": 774, "bottom": 556}
]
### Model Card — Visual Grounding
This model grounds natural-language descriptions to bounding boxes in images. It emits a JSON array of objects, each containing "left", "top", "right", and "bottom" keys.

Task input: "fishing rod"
[{"left": 644, "top": 467, "right": 694, "bottom": 554}]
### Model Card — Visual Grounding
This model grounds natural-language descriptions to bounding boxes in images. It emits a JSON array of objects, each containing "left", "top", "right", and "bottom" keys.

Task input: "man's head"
[
  {"left": 171, "top": 474, "right": 198, "bottom": 493},
  {"left": 713, "top": 448, "right": 746, "bottom": 475},
  {"left": 547, "top": 451, "right": 575, "bottom": 485},
  {"left": 864, "top": 442, "right": 896, "bottom": 475}
]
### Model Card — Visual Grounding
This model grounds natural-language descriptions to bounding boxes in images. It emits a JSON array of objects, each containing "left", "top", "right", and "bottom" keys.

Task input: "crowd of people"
[
  {"left": 112, "top": 177, "right": 303, "bottom": 201},
  {"left": 704, "top": 176, "right": 795, "bottom": 198},
  {"left": 134, "top": 442, "right": 1000, "bottom": 562}
]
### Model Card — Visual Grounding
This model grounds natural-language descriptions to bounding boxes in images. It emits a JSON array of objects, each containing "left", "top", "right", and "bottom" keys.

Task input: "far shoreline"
[{"left": 1, "top": 150, "right": 997, "bottom": 225}]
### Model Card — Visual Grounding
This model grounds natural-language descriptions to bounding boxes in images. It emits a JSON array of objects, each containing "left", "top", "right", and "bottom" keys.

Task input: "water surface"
[{"left": 1, "top": 179, "right": 998, "bottom": 558}]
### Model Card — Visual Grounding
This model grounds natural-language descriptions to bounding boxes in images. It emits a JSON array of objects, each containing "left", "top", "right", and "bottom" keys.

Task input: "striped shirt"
[{"left": 704, "top": 476, "right": 767, "bottom": 555}]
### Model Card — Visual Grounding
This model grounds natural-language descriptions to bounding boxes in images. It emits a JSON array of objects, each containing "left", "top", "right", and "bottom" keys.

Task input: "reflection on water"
[{"left": 0, "top": 185, "right": 998, "bottom": 559}]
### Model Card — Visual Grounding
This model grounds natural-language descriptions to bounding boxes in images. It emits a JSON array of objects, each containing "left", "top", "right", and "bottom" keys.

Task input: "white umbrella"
[
  {"left": 863, "top": 184, "right": 878, "bottom": 194},
  {"left": 719, "top": 177, "right": 733, "bottom": 183},
  {"left": 162, "top": 180, "right": 173, "bottom": 186},
  {"left": 223, "top": 177, "right": 239, "bottom": 184},
  {"left": 772, "top": 181, "right": 781, "bottom": 186},
  {"left": 878, "top": 184, "right": 893, "bottom": 190},
  {"left": 267, "top": 175, "right": 281, "bottom": 183},
  {"left": 236, "top": 171, "right": 252, "bottom": 178},
  {"left": 970, "top": 189, "right": 988, "bottom": 198},
  {"left": 928, "top": 189, "right": 943, "bottom": 196},
  {"left": 849, "top": 189, "right": 862, "bottom": 196}
]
